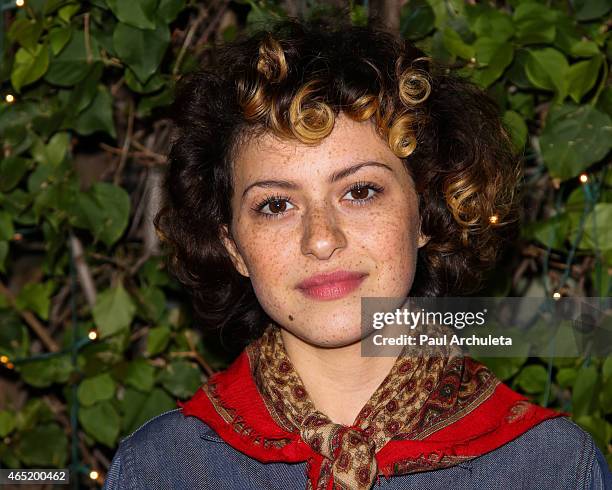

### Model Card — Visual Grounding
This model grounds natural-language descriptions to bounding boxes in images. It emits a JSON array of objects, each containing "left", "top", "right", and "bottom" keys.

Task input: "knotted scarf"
[{"left": 180, "top": 321, "right": 565, "bottom": 490}]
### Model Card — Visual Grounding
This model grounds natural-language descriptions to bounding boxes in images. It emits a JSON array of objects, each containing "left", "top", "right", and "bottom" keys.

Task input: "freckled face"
[{"left": 222, "top": 114, "right": 428, "bottom": 348}]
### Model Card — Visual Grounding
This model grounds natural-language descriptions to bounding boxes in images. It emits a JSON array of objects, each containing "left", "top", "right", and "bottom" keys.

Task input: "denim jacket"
[{"left": 103, "top": 408, "right": 612, "bottom": 490}]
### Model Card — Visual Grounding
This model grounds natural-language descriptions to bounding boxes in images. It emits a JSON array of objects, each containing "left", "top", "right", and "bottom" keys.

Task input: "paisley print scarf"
[{"left": 181, "top": 322, "right": 564, "bottom": 490}]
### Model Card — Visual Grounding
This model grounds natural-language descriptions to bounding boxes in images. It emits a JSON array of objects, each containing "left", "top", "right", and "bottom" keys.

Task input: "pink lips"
[{"left": 296, "top": 270, "right": 367, "bottom": 301}]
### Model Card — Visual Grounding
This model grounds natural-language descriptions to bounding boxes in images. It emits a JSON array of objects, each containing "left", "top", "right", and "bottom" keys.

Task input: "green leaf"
[
  {"left": 502, "top": 110, "right": 527, "bottom": 152},
  {"left": 15, "top": 281, "right": 55, "bottom": 320},
  {"left": 139, "top": 286, "right": 165, "bottom": 322},
  {"left": 0, "top": 241, "right": 8, "bottom": 273},
  {"left": 575, "top": 415, "right": 612, "bottom": 453},
  {"left": 159, "top": 360, "right": 202, "bottom": 399},
  {"left": 125, "top": 359, "right": 155, "bottom": 391},
  {"left": 525, "top": 48, "right": 569, "bottom": 99},
  {"left": 578, "top": 203, "right": 612, "bottom": 251},
  {"left": 442, "top": 27, "right": 475, "bottom": 60},
  {"left": 120, "top": 387, "right": 175, "bottom": 434},
  {"left": 137, "top": 86, "right": 173, "bottom": 117},
  {"left": 0, "top": 210, "right": 14, "bottom": 241},
  {"left": 77, "top": 373, "right": 116, "bottom": 406},
  {"left": 400, "top": 0, "right": 435, "bottom": 40},
  {"left": 124, "top": 68, "right": 165, "bottom": 94},
  {"left": 49, "top": 26, "right": 73, "bottom": 56},
  {"left": 513, "top": 3, "right": 557, "bottom": 45},
  {"left": 600, "top": 375, "right": 612, "bottom": 414},
  {"left": 539, "top": 104, "right": 612, "bottom": 180},
  {"left": 573, "top": 0, "right": 611, "bottom": 21},
  {"left": 470, "top": 8, "right": 514, "bottom": 43},
  {"left": 527, "top": 213, "right": 570, "bottom": 250},
  {"left": 0, "top": 411, "right": 16, "bottom": 437},
  {"left": 157, "top": 0, "right": 186, "bottom": 23},
  {"left": 15, "top": 423, "right": 67, "bottom": 467},
  {"left": 45, "top": 30, "right": 100, "bottom": 87},
  {"left": 11, "top": 44, "right": 50, "bottom": 93},
  {"left": 567, "top": 55, "right": 603, "bottom": 104},
  {"left": 58, "top": 3, "right": 81, "bottom": 22},
  {"left": 79, "top": 401, "right": 120, "bottom": 447},
  {"left": 146, "top": 325, "right": 171, "bottom": 356},
  {"left": 72, "top": 182, "right": 130, "bottom": 246},
  {"left": 105, "top": 0, "right": 157, "bottom": 29},
  {"left": 8, "top": 18, "right": 43, "bottom": 52},
  {"left": 479, "top": 356, "right": 526, "bottom": 380},
  {"left": 556, "top": 367, "right": 578, "bottom": 389},
  {"left": 471, "top": 38, "right": 514, "bottom": 88},
  {"left": 73, "top": 85, "right": 116, "bottom": 137},
  {"left": 572, "top": 364, "right": 599, "bottom": 417},
  {"left": 113, "top": 21, "right": 170, "bottom": 84},
  {"left": 515, "top": 364, "right": 548, "bottom": 394},
  {"left": 93, "top": 284, "right": 136, "bottom": 338},
  {"left": 19, "top": 355, "right": 73, "bottom": 388}
]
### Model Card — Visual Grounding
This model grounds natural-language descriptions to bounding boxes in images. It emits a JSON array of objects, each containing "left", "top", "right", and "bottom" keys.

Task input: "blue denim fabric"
[{"left": 103, "top": 409, "right": 612, "bottom": 490}]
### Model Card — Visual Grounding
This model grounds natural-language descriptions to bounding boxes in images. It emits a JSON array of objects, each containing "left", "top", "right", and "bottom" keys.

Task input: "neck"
[{"left": 280, "top": 329, "right": 399, "bottom": 426}]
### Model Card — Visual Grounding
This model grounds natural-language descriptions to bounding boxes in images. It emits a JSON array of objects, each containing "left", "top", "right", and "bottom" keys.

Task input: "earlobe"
[{"left": 219, "top": 224, "right": 250, "bottom": 278}]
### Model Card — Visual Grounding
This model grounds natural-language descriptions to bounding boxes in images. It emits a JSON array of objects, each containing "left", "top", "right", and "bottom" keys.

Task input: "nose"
[{"left": 300, "top": 202, "right": 347, "bottom": 260}]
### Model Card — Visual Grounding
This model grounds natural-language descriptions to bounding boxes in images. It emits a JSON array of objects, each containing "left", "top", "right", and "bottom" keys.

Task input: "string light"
[
  {"left": 579, "top": 173, "right": 588, "bottom": 184},
  {"left": 0, "top": 355, "right": 8, "bottom": 364},
  {"left": 89, "top": 470, "right": 99, "bottom": 480},
  {"left": 552, "top": 291, "right": 561, "bottom": 300},
  {"left": 88, "top": 330, "right": 98, "bottom": 340},
  {"left": 5, "top": 362, "right": 14, "bottom": 369},
  {"left": 4, "top": 94, "right": 15, "bottom": 104},
  {"left": 15, "top": 0, "right": 25, "bottom": 7},
  {"left": 489, "top": 214, "right": 498, "bottom": 224}
]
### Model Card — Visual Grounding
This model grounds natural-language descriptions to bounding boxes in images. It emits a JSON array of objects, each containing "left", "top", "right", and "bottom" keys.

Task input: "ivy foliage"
[{"left": 0, "top": 0, "right": 611, "bottom": 483}]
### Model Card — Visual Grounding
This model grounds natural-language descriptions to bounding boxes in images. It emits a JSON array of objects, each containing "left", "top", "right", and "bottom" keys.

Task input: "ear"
[
  {"left": 416, "top": 220, "right": 430, "bottom": 249},
  {"left": 220, "top": 224, "right": 250, "bottom": 278}
]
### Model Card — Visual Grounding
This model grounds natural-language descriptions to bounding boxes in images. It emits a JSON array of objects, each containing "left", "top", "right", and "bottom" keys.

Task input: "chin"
[{"left": 292, "top": 325, "right": 365, "bottom": 349}]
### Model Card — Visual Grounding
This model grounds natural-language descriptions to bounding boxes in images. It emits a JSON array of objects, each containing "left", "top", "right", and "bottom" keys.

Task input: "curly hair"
[{"left": 154, "top": 19, "right": 522, "bottom": 349}]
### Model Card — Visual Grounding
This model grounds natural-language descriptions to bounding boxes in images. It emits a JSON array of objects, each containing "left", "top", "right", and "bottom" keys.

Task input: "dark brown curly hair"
[{"left": 154, "top": 18, "right": 522, "bottom": 349}]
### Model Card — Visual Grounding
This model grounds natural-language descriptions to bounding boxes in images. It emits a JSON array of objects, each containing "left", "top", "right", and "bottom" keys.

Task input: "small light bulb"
[
  {"left": 579, "top": 173, "right": 588, "bottom": 184},
  {"left": 89, "top": 470, "right": 99, "bottom": 480},
  {"left": 5, "top": 94, "right": 15, "bottom": 104},
  {"left": 5, "top": 362, "right": 14, "bottom": 369},
  {"left": 15, "top": 0, "right": 25, "bottom": 7},
  {"left": 489, "top": 215, "right": 498, "bottom": 224},
  {"left": 88, "top": 330, "right": 98, "bottom": 340},
  {"left": 553, "top": 291, "right": 561, "bottom": 299},
  {"left": 0, "top": 356, "right": 8, "bottom": 364}
]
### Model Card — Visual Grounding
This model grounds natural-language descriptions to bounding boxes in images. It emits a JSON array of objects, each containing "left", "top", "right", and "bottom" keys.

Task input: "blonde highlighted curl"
[{"left": 155, "top": 19, "right": 523, "bottom": 347}]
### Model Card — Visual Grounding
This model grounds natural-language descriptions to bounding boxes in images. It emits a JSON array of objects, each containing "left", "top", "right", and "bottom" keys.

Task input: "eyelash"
[{"left": 251, "top": 180, "right": 385, "bottom": 220}]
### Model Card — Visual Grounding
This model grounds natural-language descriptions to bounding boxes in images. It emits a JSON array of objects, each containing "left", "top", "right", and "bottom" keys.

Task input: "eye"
[
  {"left": 253, "top": 194, "right": 295, "bottom": 219},
  {"left": 343, "top": 181, "right": 384, "bottom": 205}
]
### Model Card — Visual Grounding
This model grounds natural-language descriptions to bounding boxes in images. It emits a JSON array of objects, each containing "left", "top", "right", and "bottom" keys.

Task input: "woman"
[{"left": 103, "top": 19, "right": 611, "bottom": 490}]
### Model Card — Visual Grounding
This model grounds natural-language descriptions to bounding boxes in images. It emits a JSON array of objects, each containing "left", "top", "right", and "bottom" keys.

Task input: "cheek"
[
  {"left": 236, "top": 224, "right": 293, "bottom": 286},
  {"left": 353, "top": 201, "right": 420, "bottom": 289}
]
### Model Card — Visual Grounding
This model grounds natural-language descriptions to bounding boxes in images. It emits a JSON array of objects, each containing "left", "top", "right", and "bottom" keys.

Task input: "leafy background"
[{"left": 0, "top": 0, "right": 611, "bottom": 487}]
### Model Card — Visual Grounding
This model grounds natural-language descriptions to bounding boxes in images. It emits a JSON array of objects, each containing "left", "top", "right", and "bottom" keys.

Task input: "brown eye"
[
  {"left": 269, "top": 200, "right": 288, "bottom": 213},
  {"left": 350, "top": 187, "right": 370, "bottom": 200}
]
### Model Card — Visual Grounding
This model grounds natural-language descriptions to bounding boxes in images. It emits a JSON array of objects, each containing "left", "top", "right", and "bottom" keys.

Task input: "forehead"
[{"left": 232, "top": 114, "right": 401, "bottom": 180}]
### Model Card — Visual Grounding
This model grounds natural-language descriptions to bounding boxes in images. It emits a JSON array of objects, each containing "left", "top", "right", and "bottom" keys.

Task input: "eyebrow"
[{"left": 241, "top": 161, "right": 394, "bottom": 199}]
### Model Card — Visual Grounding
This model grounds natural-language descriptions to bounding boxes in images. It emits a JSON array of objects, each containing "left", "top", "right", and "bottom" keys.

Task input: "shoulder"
[
  {"left": 122, "top": 407, "right": 223, "bottom": 446},
  {"left": 472, "top": 416, "right": 612, "bottom": 489},
  {"left": 102, "top": 409, "right": 226, "bottom": 490}
]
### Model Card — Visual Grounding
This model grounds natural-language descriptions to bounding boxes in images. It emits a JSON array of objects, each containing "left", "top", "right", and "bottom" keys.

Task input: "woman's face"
[{"left": 222, "top": 113, "right": 429, "bottom": 348}]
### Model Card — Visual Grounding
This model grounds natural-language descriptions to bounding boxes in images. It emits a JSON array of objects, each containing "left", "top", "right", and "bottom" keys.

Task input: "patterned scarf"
[
  {"left": 180, "top": 321, "right": 565, "bottom": 490},
  {"left": 251, "top": 322, "right": 499, "bottom": 490}
]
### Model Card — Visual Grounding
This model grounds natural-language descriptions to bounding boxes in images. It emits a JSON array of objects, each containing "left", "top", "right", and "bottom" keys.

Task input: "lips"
[{"left": 296, "top": 270, "right": 367, "bottom": 289}]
